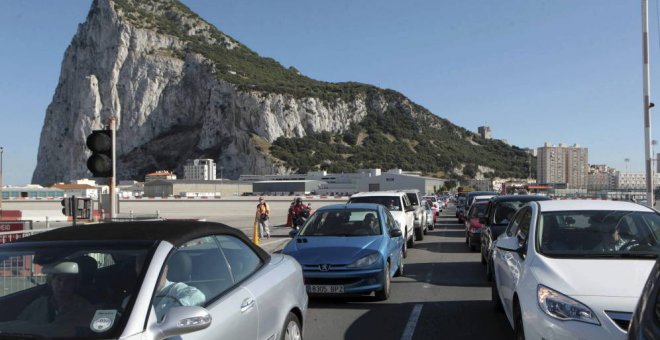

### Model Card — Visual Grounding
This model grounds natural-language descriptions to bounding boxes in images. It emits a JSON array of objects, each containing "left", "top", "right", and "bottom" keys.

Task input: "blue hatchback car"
[{"left": 283, "top": 203, "right": 405, "bottom": 301}]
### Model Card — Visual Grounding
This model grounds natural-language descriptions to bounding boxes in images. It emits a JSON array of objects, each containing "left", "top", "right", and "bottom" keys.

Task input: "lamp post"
[
  {"left": 0, "top": 146, "right": 3, "bottom": 216},
  {"left": 642, "top": 0, "right": 654, "bottom": 207}
]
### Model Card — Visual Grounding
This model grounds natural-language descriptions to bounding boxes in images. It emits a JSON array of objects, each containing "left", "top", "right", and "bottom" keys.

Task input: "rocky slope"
[{"left": 32, "top": 0, "right": 531, "bottom": 184}]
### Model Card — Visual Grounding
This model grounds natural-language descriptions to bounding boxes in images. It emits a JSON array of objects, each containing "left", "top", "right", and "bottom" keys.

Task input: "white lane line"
[{"left": 401, "top": 304, "right": 423, "bottom": 340}]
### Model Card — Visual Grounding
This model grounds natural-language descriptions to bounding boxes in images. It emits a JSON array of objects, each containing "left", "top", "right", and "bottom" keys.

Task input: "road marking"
[{"left": 401, "top": 304, "right": 423, "bottom": 340}]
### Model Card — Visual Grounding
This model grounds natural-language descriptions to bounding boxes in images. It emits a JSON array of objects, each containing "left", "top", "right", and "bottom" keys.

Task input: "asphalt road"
[
  {"left": 5, "top": 200, "right": 516, "bottom": 339},
  {"left": 303, "top": 205, "right": 513, "bottom": 340}
]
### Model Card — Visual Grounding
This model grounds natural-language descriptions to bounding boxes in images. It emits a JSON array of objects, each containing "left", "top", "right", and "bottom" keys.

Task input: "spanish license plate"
[{"left": 307, "top": 285, "right": 345, "bottom": 294}]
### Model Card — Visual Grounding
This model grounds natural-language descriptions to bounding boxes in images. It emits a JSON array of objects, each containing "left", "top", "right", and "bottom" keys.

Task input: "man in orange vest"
[{"left": 255, "top": 197, "right": 270, "bottom": 239}]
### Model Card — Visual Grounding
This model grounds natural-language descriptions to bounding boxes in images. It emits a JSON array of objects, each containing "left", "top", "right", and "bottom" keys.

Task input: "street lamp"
[{"left": 0, "top": 146, "right": 3, "bottom": 215}]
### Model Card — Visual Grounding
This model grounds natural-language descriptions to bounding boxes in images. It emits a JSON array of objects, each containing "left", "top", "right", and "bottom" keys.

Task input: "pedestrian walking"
[{"left": 255, "top": 196, "right": 271, "bottom": 240}]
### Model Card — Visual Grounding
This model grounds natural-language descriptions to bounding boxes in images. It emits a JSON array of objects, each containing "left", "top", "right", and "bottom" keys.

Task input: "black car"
[
  {"left": 458, "top": 191, "right": 498, "bottom": 223},
  {"left": 479, "top": 195, "right": 551, "bottom": 281},
  {"left": 628, "top": 258, "right": 660, "bottom": 339}
]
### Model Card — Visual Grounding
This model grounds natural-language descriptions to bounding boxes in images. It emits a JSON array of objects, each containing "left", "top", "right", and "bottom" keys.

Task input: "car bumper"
[{"left": 303, "top": 268, "right": 385, "bottom": 295}]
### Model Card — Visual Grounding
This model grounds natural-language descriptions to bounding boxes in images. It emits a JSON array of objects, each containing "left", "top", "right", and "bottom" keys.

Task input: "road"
[
  {"left": 303, "top": 205, "right": 513, "bottom": 340},
  {"left": 5, "top": 200, "right": 515, "bottom": 338}
]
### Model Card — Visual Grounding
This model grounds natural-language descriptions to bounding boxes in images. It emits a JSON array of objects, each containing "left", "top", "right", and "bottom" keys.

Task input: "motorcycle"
[{"left": 289, "top": 205, "right": 311, "bottom": 237}]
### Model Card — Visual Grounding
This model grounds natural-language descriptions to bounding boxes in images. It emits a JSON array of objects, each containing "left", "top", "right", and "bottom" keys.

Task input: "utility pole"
[
  {"left": 642, "top": 0, "right": 654, "bottom": 207},
  {"left": 0, "top": 146, "right": 3, "bottom": 217},
  {"left": 109, "top": 116, "right": 117, "bottom": 219}
]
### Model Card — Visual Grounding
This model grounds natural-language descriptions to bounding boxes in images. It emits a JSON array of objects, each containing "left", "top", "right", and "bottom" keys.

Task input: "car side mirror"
[
  {"left": 154, "top": 306, "right": 212, "bottom": 340},
  {"left": 389, "top": 229, "right": 403, "bottom": 238},
  {"left": 496, "top": 237, "right": 525, "bottom": 257}
]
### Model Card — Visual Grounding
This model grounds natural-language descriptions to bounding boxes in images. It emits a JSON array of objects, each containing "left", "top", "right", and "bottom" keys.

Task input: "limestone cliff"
[{"left": 32, "top": 0, "right": 531, "bottom": 184}]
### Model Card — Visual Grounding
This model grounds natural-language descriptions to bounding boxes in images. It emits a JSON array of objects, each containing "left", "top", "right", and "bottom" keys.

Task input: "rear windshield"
[
  {"left": 299, "top": 209, "right": 382, "bottom": 236},
  {"left": 468, "top": 203, "right": 489, "bottom": 219},
  {"left": 538, "top": 210, "right": 660, "bottom": 258}
]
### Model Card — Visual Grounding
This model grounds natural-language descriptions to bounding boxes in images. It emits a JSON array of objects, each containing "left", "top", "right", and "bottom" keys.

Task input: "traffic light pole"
[
  {"left": 109, "top": 116, "right": 117, "bottom": 219},
  {"left": 72, "top": 195, "right": 77, "bottom": 227}
]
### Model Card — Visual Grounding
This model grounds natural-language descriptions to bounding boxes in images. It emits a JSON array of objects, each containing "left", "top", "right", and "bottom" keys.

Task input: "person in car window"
[
  {"left": 18, "top": 270, "right": 93, "bottom": 324},
  {"left": 600, "top": 224, "right": 627, "bottom": 252},
  {"left": 386, "top": 199, "right": 400, "bottom": 211},
  {"left": 153, "top": 257, "right": 206, "bottom": 321}
]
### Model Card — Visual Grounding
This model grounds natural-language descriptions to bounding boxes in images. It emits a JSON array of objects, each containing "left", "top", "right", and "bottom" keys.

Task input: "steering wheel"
[{"left": 618, "top": 239, "right": 641, "bottom": 251}]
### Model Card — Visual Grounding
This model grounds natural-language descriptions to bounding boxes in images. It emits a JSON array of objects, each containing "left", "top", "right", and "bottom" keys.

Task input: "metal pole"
[
  {"left": 0, "top": 146, "right": 3, "bottom": 217},
  {"left": 109, "top": 116, "right": 117, "bottom": 218},
  {"left": 643, "top": 0, "right": 654, "bottom": 207}
]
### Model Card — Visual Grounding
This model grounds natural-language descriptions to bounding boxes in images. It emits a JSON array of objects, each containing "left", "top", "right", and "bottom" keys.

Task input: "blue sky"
[{"left": 0, "top": 0, "right": 659, "bottom": 185}]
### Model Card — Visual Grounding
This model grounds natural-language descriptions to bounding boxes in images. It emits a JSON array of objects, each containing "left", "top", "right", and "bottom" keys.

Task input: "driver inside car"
[{"left": 18, "top": 262, "right": 93, "bottom": 324}]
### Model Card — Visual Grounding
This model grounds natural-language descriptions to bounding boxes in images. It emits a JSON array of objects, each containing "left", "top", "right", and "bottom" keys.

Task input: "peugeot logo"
[{"left": 319, "top": 264, "right": 330, "bottom": 272}]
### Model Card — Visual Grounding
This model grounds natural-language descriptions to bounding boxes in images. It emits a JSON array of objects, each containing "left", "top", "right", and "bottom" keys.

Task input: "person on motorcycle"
[{"left": 288, "top": 197, "right": 310, "bottom": 228}]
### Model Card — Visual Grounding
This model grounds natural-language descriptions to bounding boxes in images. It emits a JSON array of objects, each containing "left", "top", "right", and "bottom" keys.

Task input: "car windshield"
[
  {"left": 349, "top": 196, "right": 401, "bottom": 211},
  {"left": 0, "top": 241, "right": 155, "bottom": 339},
  {"left": 537, "top": 210, "right": 660, "bottom": 258},
  {"left": 299, "top": 209, "right": 382, "bottom": 236}
]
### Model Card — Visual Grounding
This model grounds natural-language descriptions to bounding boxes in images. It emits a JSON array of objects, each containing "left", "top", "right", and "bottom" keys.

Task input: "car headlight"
[
  {"left": 347, "top": 253, "right": 380, "bottom": 268},
  {"left": 537, "top": 285, "right": 600, "bottom": 325}
]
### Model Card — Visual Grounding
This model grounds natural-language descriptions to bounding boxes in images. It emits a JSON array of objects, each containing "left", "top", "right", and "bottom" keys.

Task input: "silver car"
[{"left": 0, "top": 221, "right": 307, "bottom": 340}]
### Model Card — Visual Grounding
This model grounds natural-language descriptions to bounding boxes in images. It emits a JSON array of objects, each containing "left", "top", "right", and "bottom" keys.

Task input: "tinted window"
[
  {"left": 506, "top": 209, "right": 526, "bottom": 237},
  {"left": 516, "top": 209, "right": 532, "bottom": 245},
  {"left": 406, "top": 193, "right": 420, "bottom": 206},
  {"left": 468, "top": 203, "right": 489, "bottom": 219}
]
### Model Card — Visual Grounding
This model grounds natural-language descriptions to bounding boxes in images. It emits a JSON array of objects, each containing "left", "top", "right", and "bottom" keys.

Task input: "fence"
[{"left": 0, "top": 226, "right": 51, "bottom": 296}]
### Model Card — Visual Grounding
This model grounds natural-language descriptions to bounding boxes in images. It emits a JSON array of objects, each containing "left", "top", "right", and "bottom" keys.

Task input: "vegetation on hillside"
[{"left": 111, "top": 0, "right": 535, "bottom": 179}]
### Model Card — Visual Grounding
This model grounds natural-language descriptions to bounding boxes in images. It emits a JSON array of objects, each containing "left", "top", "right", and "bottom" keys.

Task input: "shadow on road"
[
  {"left": 414, "top": 240, "right": 476, "bottom": 254},
  {"left": 402, "top": 262, "right": 489, "bottom": 287},
  {"left": 309, "top": 300, "right": 512, "bottom": 340},
  {"left": 427, "top": 229, "right": 464, "bottom": 238}
]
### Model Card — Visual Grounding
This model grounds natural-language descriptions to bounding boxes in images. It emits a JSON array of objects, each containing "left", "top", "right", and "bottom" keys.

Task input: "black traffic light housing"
[
  {"left": 86, "top": 130, "right": 113, "bottom": 177},
  {"left": 61, "top": 197, "right": 73, "bottom": 216}
]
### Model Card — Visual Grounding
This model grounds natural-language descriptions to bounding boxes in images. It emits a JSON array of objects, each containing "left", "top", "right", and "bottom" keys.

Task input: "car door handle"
[{"left": 240, "top": 298, "right": 255, "bottom": 313}]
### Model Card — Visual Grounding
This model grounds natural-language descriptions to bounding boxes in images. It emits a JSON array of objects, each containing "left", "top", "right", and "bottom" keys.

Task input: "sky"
[{"left": 1, "top": 0, "right": 659, "bottom": 185}]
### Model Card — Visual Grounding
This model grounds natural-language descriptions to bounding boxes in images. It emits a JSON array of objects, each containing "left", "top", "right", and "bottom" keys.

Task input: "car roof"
[
  {"left": 14, "top": 221, "right": 269, "bottom": 260},
  {"left": 320, "top": 203, "right": 382, "bottom": 211},
  {"left": 490, "top": 195, "right": 551, "bottom": 203},
  {"left": 474, "top": 195, "right": 495, "bottom": 200},
  {"left": 536, "top": 200, "right": 655, "bottom": 212},
  {"left": 466, "top": 191, "right": 498, "bottom": 197},
  {"left": 350, "top": 191, "right": 405, "bottom": 198}
]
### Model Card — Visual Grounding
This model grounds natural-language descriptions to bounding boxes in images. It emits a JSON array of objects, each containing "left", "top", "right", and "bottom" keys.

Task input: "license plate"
[{"left": 307, "top": 285, "right": 345, "bottom": 294}]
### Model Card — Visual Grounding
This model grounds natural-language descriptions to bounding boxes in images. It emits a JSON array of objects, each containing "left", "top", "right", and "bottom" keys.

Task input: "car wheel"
[
  {"left": 375, "top": 263, "right": 391, "bottom": 301},
  {"left": 492, "top": 277, "right": 503, "bottom": 312},
  {"left": 480, "top": 248, "right": 486, "bottom": 264},
  {"left": 407, "top": 227, "right": 415, "bottom": 248},
  {"left": 394, "top": 251, "right": 404, "bottom": 277},
  {"left": 513, "top": 302, "right": 525, "bottom": 340},
  {"left": 485, "top": 257, "right": 493, "bottom": 282},
  {"left": 280, "top": 312, "right": 302, "bottom": 340},
  {"left": 402, "top": 236, "right": 408, "bottom": 259},
  {"left": 415, "top": 226, "right": 424, "bottom": 241}
]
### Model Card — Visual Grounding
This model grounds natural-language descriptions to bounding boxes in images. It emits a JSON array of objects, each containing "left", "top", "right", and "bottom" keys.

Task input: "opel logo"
[{"left": 319, "top": 264, "right": 330, "bottom": 271}]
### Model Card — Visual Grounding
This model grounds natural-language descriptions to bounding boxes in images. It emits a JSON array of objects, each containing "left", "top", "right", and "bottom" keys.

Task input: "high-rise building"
[
  {"left": 184, "top": 159, "right": 216, "bottom": 180},
  {"left": 537, "top": 143, "right": 588, "bottom": 189},
  {"left": 477, "top": 126, "right": 492, "bottom": 139}
]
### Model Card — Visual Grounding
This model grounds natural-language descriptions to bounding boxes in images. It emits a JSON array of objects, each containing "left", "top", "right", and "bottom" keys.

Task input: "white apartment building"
[
  {"left": 184, "top": 159, "right": 216, "bottom": 180},
  {"left": 537, "top": 143, "right": 588, "bottom": 189},
  {"left": 616, "top": 172, "right": 660, "bottom": 190}
]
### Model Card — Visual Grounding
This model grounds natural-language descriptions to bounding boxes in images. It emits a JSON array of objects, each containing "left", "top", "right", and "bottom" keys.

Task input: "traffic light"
[
  {"left": 86, "top": 130, "right": 113, "bottom": 177},
  {"left": 61, "top": 197, "right": 73, "bottom": 216}
]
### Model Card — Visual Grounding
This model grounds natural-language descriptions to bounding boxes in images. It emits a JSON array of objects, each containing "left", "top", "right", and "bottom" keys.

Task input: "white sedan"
[{"left": 492, "top": 200, "right": 659, "bottom": 340}]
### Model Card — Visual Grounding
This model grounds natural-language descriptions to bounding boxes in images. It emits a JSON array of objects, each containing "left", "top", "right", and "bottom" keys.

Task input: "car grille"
[
  {"left": 605, "top": 311, "right": 632, "bottom": 332},
  {"left": 305, "top": 277, "right": 363, "bottom": 285}
]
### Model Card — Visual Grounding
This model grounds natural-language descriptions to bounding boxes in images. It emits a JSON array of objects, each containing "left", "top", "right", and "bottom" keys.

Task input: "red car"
[{"left": 464, "top": 200, "right": 489, "bottom": 251}]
